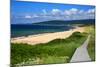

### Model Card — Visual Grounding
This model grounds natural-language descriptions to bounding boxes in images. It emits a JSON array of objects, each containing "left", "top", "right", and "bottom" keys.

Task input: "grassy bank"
[
  {"left": 87, "top": 25, "right": 95, "bottom": 61},
  {"left": 11, "top": 32, "right": 87, "bottom": 66}
]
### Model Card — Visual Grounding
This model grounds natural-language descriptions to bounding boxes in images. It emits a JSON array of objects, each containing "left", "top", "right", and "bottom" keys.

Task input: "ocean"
[{"left": 11, "top": 24, "right": 74, "bottom": 38}]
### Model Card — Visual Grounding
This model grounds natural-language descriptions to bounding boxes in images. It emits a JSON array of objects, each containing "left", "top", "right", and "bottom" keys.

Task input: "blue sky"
[{"left": 11, "top": 0, "right": 95, "bottom": 23}]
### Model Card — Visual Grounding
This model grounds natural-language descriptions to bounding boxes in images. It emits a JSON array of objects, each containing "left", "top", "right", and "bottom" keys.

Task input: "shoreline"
[
  {"left": 11, "top": 27, "right": 85, "bottom": 45},
  {"left": 11, "top": 26, "right": 75, "bottom": 39}
]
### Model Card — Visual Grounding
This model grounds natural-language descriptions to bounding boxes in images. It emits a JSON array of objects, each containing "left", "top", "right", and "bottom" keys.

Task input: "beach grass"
[
  {"left": 11, "top": 32, "right": 87, "bottom": 66},
  {"left": 87, "top": 25, "right": 95, "bottom": 61}
]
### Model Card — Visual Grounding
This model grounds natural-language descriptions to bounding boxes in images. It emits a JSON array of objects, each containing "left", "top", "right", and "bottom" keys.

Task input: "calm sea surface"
[{"left": 11, "top": 24, "right": 74, "bottom": 37}]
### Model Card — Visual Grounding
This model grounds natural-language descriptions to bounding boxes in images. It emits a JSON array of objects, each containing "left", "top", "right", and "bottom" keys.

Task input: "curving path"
[{"left": 70, "top": 35, "right": 91, "bottom": 63}]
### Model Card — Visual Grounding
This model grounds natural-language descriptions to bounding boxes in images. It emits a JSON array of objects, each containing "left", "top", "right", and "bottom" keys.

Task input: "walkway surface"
[{"left": 70, "top": 35, "right": 91, "bottom": 63}]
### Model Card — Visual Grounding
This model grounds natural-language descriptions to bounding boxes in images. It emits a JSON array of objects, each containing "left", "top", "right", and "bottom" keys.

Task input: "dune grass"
[
  {"left": 11, "top": 32, "right": 87, "bottom": 66},
  {"left": 87, "top": 25, "right": 95, "bottom": 61}
]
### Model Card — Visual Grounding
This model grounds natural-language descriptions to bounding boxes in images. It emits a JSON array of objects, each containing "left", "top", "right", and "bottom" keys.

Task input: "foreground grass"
[
  {"left": 87, "top": 25, "right": 95, "bottom": 61},
  {"left": 11, "top": 32, "right": 87, "bottom": 66}
]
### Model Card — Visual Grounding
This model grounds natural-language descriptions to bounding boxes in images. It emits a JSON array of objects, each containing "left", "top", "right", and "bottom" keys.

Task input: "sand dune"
[{"left": 11, "top": 27, "right": 85, "bottom": 45}]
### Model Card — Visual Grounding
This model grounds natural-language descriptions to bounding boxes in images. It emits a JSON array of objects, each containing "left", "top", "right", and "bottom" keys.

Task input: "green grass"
[
  {"left": 11, "top": 32, "right": 87, "bottom": 66},
  {"left": 87, "top": 25, "right": 95, "bottom": 61}
]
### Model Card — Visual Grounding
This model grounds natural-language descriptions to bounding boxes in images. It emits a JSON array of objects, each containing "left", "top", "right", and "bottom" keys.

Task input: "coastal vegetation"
[
  {"left": 11, "top": 32, "right": 87, "bottom": 66},
  {"left": 87, "top": 25, "right": 95, "bottom": 61},
  {"left": 11, "top": 1, "right": 95, "bottom": 66}
]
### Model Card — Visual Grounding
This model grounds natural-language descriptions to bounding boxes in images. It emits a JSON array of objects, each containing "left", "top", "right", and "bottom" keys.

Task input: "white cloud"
[
  {"left": 87, "top": 9, "right": 95, "bottom": 14},
  {"left": 70, "top": 8, "right": 78, "bottom": 12},
  {"left": 69, "top": 8, "right": 78, "bottom": 14},
  {"left": 25, "top": 15, "right": 32, "bottom": 18},
  {"left": 51, "top": 9, "right": 62, "bottom": 15},
  {"left": 85, "top": 9, "right": 95, "bottom": 19},
  {"left": 64, "top": 10, "right": 71, "bottom": 15},
  {"left": 64, "top": 8, "right": 80, "bottom": 16},
  {"left": 24, "top": 8, "right": 95, "bottom": 21},
  {"left": 52, "top": 9, "right": 61, "bottom": 13},
  {"left": 50, "top": 8, "right": 95, "bottom": 20}
]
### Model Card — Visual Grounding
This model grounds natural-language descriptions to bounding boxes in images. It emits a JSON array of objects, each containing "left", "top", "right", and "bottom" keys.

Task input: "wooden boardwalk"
[{"left": 70, "top": 35, "right": 91, "bottom": 62}]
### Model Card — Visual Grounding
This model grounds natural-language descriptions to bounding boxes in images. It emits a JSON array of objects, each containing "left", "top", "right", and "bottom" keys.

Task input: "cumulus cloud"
[
  {"left": 86, "top": 9, "right": 95, "bottom": 19},
  {"left": 24, "top": 8, "right": 95, "bottom": 21},
  {"left": 70, "top": 8, "right": 78, "bottom": 11},
  {"left": 69, "top": 8, "right": 78, "bottom": 14},
  {"left": 87, "top": 9, "right": 95, "bottom": 14},
  {"left": 64, "top": 10, "right": 71, "bottom": 15},
  {"left": 51, "top": 9, "right": 62, "bottom": 15}
]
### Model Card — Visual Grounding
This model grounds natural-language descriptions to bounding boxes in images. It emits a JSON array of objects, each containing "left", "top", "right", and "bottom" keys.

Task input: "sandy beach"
[{"left": 11, "top": 27, "right": 85, "bottom": 45}]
